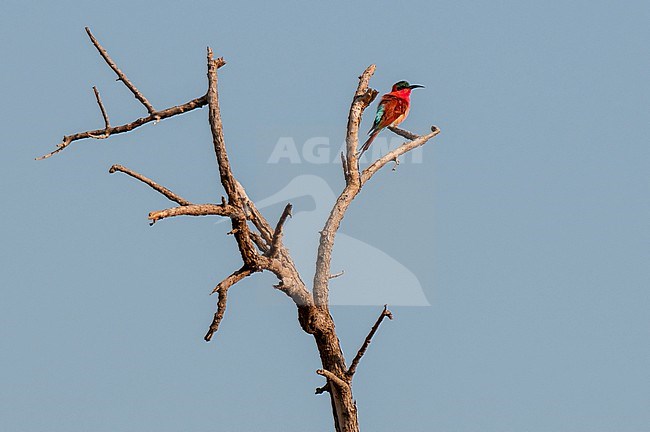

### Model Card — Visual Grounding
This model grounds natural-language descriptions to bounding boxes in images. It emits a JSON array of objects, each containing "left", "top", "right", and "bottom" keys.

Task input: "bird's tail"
[{"left": 358, "top": 130, "right": 380, "bottom": 156}]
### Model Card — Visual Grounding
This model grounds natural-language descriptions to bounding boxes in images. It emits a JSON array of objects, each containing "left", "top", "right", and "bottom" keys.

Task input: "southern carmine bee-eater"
[{"left": 359, "top": 80, "right": 424, "bottom": 156}]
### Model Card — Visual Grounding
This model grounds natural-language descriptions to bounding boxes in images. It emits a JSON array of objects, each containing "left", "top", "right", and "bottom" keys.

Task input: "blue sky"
[{"left": 1, "top": 1, "right": 649, "bottom": 431}]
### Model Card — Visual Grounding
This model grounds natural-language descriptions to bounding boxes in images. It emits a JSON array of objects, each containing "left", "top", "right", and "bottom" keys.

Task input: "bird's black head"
[{"left": 392, "top": 81, "right": 425, "bottom": 92}]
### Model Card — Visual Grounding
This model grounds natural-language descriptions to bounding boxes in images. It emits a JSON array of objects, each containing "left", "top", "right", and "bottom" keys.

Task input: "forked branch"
[
  {"left": 312, "top": 65, "right": 378, "bottom": 306},
  {"left": 313, "top": 67, "right": 441, "bottom": 307},
  {"left": 108, "top": 163, "right": 241, "bottom": 225},
  {"left": 37, "top": 27, "right": 224, "bottom": 160},
  {"left": 205, "top": 48, "right": 312, "bottom": 307},
  {"left": 85, "top": 27, "right": 156, "bottom": 114},
  {"left": 37, "top": 96, "right": 208, "bottom": 160}
]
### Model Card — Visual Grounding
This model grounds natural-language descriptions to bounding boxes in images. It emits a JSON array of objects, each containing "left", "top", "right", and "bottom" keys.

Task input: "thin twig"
[
  {"left": 92, "top": 86, "right": 110, "bottom": 130},
  {"left": 37, "top": 95, "right": 208, "bottom": 160},
  {"left": 329, "top": 271, "right": 345, "bottom": 279},
  {"left": 205, "top": 267, "right": 254, "bottom": 341},
  {"left": 85, "top": 27, "right": 156, "bottom": 114},
  {"left": 109, "top": 164, "right": 192, "bottom": 206},
  {"left": 346, "top": 305, "right": 393, "bottom": 377},
  {"left": 268, "top": 203, "right": 292, "bottom": 257}
]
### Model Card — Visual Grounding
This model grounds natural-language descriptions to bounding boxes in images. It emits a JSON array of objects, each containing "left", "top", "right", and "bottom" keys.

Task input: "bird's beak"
[{"left": 408, "top": 84, "right": 425, "bottom": 89}]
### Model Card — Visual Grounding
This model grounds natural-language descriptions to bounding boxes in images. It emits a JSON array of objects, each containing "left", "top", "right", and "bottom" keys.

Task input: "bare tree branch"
[
  {"left": 204, "top": 49, "right": 313, "bottom": 310},
  {"left": 37, "top": 27, "right": 229, "bottom": 161},
  {"left": 92, "top": 86, "right": 110, "bottom": 131},
  {"left": 109, "top": 164, "right": 192, "bottom": 206},
  {"left": 346, "top": 305, "right": 393, "bottom": 377},
  {"left": 268, "top": 203, "right": 292, "bottom": 257},
  {"left": 206, "top": 49, "right": 237, "bottom": 201},
  {"left": 37, "top": 95, "right": 209, "bottom": 160},
  {"left": 148, "top": 203, "right": 241, "bottom": 225},
  {"left": 361, "top": 126, "right": 440, "bottom": 183},
  {"left": 345, "top": 65, "right": 378, "bottom": 185},
  {"left": 205, "top": 266, "right": 255, "bottom": 341},
  {"left": 314, "top": 124, "right": 440, "bottom": 307},
  {"left": 206, "top": 48, "right": 261, "bottom": 268},
  {"left": 209, "top": 266, "right": 255, "bottom": 295},
  {"left": 312, "top": 66, "right": 379, "bottom": 306},
  {"left": 85, "top": 27, "right": 156, "bottom": 114},
  {"left": 205, "top": 286, "right": 229, "bottom": 342}
]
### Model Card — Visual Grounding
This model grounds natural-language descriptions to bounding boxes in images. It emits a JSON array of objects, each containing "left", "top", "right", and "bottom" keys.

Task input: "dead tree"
[{"left": 39, "top": 28, "right": 441, "bottom": 432}]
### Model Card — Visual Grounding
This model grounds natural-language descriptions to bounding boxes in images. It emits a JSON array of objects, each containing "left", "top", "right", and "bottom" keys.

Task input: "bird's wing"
[{"left": 369, "top": 94, "right": 409, "bottom": 134}]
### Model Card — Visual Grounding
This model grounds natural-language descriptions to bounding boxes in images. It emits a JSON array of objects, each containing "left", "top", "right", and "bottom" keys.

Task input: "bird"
[{"left": 359, "top": 80, "right": 424, "bottom": 156}]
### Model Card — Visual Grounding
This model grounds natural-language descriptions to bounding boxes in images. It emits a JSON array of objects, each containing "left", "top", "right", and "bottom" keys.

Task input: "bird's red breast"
[{"left": 374, "top": 92, "right": 411, "bottom": 131}]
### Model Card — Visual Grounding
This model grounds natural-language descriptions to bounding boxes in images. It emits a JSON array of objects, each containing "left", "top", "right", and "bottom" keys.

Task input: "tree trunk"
[{"left": 300, "top": 306, "right": 359, "bottom": 432}]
